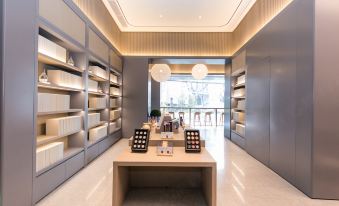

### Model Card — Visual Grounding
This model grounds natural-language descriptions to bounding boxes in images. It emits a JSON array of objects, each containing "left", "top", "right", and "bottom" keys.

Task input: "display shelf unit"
[
  {"left": 34, "top": 13, "right": 123, "bottom": 203},
  {"left": 231, "top": 51, "right": 247, "bottom": 149}
]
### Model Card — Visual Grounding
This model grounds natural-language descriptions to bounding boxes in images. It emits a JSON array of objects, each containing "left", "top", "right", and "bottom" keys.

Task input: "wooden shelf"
[
  {"left": 88, "top": 91, "right": 107, "bottom": 96},
  {"left": 110, "top": 82, "right": 121, "bottom": 87},
  {"left": 231, "top": 130, "right": 245, "bottom": 138},
  {"left": 38, "top": 82, "right": 83, "bottom": 92},
  {"left": 36, "top": 147, "right": 84, "bottom": 176},
  {"left": 88, "top": 135, "right": 106, "bottom": 147},
  {"left": 233, "top": 108, "right": 246, "bottom": 112},
  {"left": 88, "top": 107, "right": 106, "bottom": 111},
  {"left": 231, "top": 67, "right": 246, "bottom": 77},
  {"left": 88, "top": 121, "right": 107, "bottom": 129},
  {"left": 110, "top": 106, "right": 120, "bottom": 109},
  {"left": 110, "top": 94, "right": 121, "bottom": 98},
  {"left": 38, "top": 109, "right": 82, "bottom": 116},
  {"left": 109, "top": 127, "right": 121, "bottom": 135},
  {"left": 232, "top": 96, "right": 246, "bottom": 99},
  {"left": 38, "top": 53, "right": 83, "bottom": 73},
  {"left": 233, "top": 83, "right": 246, "bottom": 88},
  {"left": 36, "top": 129, "right": 82, "bottom": 146},
  {"left": 110, "top": 117, "right": 121, "bottom": 122},
  {"left": 231, "top": 119, "right": 245, "bottom": 125},
  {"left": 88, "top": 73, "right": 108, "bottom": 82}
]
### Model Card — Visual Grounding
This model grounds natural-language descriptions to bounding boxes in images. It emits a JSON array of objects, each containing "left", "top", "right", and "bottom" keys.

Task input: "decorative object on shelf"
[
  {"left": 38, "top": 68, "right": 49, "bottom": 84},
  {"left": 192, "top": 64, "right": 208, "bottom": 80},
  {"left": 142, "top": 123, "right": 151, "bottom": 131},
  {"left": 67, "top": 56, "right": 75, "bottom": 66},
  {"left": 150, "top": 109, "right": 161, "bottom": 122},
  {"left": 150, "top": 64, "right": 171, "bottom": 82},
  {"left": 131, "top": 129, "right": 150, "bottom": 153},
  {"left": 155, "top": 114, "right": 179, "bottom": 134},
  {"left": 185, "top": 129, "right": 201, "bottom": 153},
  {"left": 157, "top": 141, "right": 173, "bottom": 156}
]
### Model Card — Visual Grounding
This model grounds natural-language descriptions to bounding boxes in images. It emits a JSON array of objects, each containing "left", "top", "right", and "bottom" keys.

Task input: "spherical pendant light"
[
  {"left": 150, "top": 64, "right": 171, "bottom": 82},
  {"left": 192, "top": 64, "right": 208, "bottom": 80}
]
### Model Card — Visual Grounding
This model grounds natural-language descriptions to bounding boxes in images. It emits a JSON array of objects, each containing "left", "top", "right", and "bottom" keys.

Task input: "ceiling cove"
[{"left": 102, "top": 0, "right": 257, "bottom": 32}]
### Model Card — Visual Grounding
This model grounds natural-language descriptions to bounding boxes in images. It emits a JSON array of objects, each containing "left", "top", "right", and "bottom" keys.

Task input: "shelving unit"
[
  {"left": 34, "top": 14, "right": 123, "bottom": 202},
  {"left": 230, "top": 50, "right": 247, "bottom": 149}
]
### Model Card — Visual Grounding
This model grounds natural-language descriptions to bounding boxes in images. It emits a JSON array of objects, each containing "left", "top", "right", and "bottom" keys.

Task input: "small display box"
[
  {"left": 185, "top": 129, "right": 201, "bottom": 153},
  {"left": 156, "top": 141, "right": 174, "bottom": 156},
  {"left": 131, "top": 129, "right": 150, "bottom": 153}
]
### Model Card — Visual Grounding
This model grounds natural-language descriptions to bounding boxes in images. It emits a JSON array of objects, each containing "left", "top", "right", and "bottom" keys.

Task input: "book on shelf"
[
  {"left": 110, "top": 87, "right": 120, "bottom": 96},
  {"left": 48, "top": 70, "right": 82, "bottom": 89},
  {"left": 110, "top": 109, "right": 121, "bottom": 120},
  {"left": 89, "top": 125, "right": 108, "bottom": 142},
  {"left": 46, "top": 115, "right": 81, "bottom": 136},
  {"left": 233, "top": 88, "right": 245, "bottom": 97},
  {"left": 110, "top": 98, "right": 118, "bottom": 108},
  {"left": 89, "top": 66, "right": 108, "bottom": 80},
  {"left": 237, "top": 74, "right": 246, "bottom": 85},
  {"left": 236, "top": 124, "right": 245, "bottom": 136},
  {"left": 89, "top": 97, "right": 106, "bottom": 108},
  {"left": 110, "top": 73, "right": 118, "bottom": 84},
  {"left": 38, "top": 35, "right": 67, "bottom": 63},
  {"left": 88, "top": 79, "right": 98, "bottom": 92},
  {"left": 237, "top": 100, "right": 246, "bottom": 110},
  {"left": 36, "top": 142, "right": 64, "bottom": 172},
  {"left": 232, "top": 111, "right": 245, "bottom": 123},
  {"left": 38, "top": 93, "right": 70, "bottom": 113},
  {"left": 88, "top": 113, "right": 101, "bottom": 128}
]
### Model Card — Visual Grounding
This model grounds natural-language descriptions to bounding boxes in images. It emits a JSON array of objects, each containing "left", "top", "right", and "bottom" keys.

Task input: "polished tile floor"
[{"left": 37, "top": 127, "right": 339, "bottom": 206}]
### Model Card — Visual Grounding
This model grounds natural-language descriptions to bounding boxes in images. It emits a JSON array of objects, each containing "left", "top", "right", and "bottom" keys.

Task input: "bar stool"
[
  {"left": 204, "top": 112, "right": 213, "bottom": 126},
  {"left": 219, "top": 112, "right": 225, "bottom": 125},
  {"left": 193, "top": 112, "right": 201, "bottom": 126},
  {"left": 168, "top": 112, "right": 175, "bottom": 119}
]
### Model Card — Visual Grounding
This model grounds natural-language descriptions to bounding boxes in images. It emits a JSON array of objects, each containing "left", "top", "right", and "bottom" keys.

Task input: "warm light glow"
[
  {"left": 150, "top": 64, "right": 171, "bottom": 82},
  {"left": 192, "top": 64, "right": 208, "bottom": 80}
]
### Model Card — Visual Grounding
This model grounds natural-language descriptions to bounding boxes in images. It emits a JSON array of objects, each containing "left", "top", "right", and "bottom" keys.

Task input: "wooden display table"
[
  {"left": 128, "top": 128, "right": 206, "bottom": 147},
  {"left": 113, "top": 147, "right": 216, "bottom": 206}
]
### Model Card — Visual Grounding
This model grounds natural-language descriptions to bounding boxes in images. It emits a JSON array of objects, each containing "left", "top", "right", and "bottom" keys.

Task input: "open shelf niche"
[
  {"left": 108, "top": 68, "right": 122, "bottom": 135},
  {"left": 230, "top": 50, "right": 247, "bottom": 148},
  {"left": 36, "top": 28, "right": 86, "bottom": 175}
]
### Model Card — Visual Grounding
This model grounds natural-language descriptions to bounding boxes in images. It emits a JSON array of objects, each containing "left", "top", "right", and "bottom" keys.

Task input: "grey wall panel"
[
  {"left": 313, "top": 0, "right": 339, "bottom": 199},
  {"left": 246, "top": 56, "right": 270, "bottom": 166},
  {"left": 122, "top": 57, "right": 149, "bottom": 138},
  {"left": 1, "top": 0, "right": 36, "bottom": 205},
  {"left": 268, "top": 3, "right": 297, "bottom": 183},
  {"left": 294, "top": 0, "right": 314, "bottom": 196},
  {"left": 65, "top": 151, "right": 85, "bottom": 179},
  {"left": 88, "top": 29, "right": 109, "bottom": 63},
  {"left": 224, "top": 63, "right": 231, "bottom": 139},
  {"left": 151, "top": 79, "right": 160, "bottom": 111}
]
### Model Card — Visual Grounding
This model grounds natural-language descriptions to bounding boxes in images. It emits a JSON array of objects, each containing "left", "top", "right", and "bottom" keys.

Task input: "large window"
[{"left": 160, "top": 75, "right": 225, "bottom": 108}]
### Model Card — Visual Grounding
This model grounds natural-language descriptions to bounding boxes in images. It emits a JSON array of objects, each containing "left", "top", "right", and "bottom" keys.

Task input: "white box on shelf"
[
  {"left": 89, "top": 125, "right": 108, "bottom": 142},
  {"left": 48, "top": 70, "right": 83, "bottom": 89},
  {"left": 46, "top": 115, "right": 81, "bottom": 136},
  {"left": 89, "top": 66, "right": 108, "bottom": 80},
  {"left": 233, "top": 112, "right": 245, "bottom": 123},
  {"left": 110, "top": 87, "right": 120, "bottom": 96},
  {"left": 110, "top": 74, "right": 118, "bottom": 84},
  {"left": 88, "top": 113, "right": 100, "bottom": 128},
  {"left": 110, "top": 109, "right": 121, "bottom": 120},
  {"left": 236, "top": 124, "right": 245, "bottom": 136},
  {"left": 88, "top": 79, "right": 98, "bottom": 92},
  {"left": 233, "top": 88, "right": 245, "bottom": 97},
  {"left": 237, "top": 75, "right": 246, "bottom": 85},
  {"left": 38, "top": 35, "right": 67, "bottom": 63},
  {"left": 36, "top": 142, "right": 64, "bottom": 172},
  {"left": 38, "top": 93, "right": 70, "bottom": 112},
  {"left": 237, "top": 100, "right": 246, "bottom": 110},
  {"left": 89, "top": 97, "right": 106, "bottom": 109},
  {"left": 109, "top": 122, "right": 117, "bottom": 133},
  {"left": 110, "top": 98, "right": 118, "bottom": 108}
]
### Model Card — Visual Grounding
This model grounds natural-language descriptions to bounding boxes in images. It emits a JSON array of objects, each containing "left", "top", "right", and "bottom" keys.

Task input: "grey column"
[
  {"left": 1, "top": 0, "right": 37, "bottom": 205},
  {"left": 122, "top": 57, "right": 149, "bottom": 138}
]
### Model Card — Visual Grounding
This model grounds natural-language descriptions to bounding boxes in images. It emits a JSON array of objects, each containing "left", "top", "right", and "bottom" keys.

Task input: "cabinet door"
[
  {"left": 246, "top": 57, "right": 270, "bottom": 166},
  {"left": 66, "top": 151, "right": 85, "bottom": 179}
]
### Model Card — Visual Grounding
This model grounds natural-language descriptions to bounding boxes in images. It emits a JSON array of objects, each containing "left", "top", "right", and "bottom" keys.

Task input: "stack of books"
[
  {"left": 88, "top": 113, "right": 100, "bottom": 128},
  {"left": 48, "top": 70, "right": 83, "bottom": 89},
  {"left": 88, "top": 79, "right": 98, "bottom": 92},
  {"left": 38, "top": 93, "right": 70, "bottom": 112},
  {"left": 110, "top": 98, "right": 117, "bottom": 108},
  {"left": 46, "top": 115, "right": 81, "bottom": 136},
  {"left": 110, "top": 87, "right": 120, "bottom": 96},
  {"left": 110, "top": 110, "right": 121, "bottom": 120},
  {"left": 38, "top": 35, "right": 67, "bottom": 62},
  {"left": 36, "top": 142, "right": 64, "bottom": 171},
  {"left": 110, "top": 73, "right": 118, "bottom": 84},
  {"left": 89, "top": 125, "right": 108, "bottom": 142},
  {"left": 89, "top": 66, "right": 108, "bottom": 80},
  {"left": 89, "top": 97, "right": 106, "bottom": 109}
]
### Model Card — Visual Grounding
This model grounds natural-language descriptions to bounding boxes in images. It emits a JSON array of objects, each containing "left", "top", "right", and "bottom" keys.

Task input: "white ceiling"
[{"left": 102, "top": 0, "right": 256, "bottom": 32}]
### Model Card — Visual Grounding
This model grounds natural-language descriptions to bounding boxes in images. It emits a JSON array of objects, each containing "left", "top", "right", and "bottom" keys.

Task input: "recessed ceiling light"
[
  {"left": 198, "top": 15, "right": 203, "bottom": 20},
  {"left": 159, "top": 14, "right": 163, "bottom": 18}
]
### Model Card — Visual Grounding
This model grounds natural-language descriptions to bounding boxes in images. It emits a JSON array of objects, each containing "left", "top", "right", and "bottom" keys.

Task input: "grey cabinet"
[
  {"left": 66, "top": 151, "right": 85, "bottom": 179},
  {"left": 86, "top": 143, "right": 100, "bottom": 163}
]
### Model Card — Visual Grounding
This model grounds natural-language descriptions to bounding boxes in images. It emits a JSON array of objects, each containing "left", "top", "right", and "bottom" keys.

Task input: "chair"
[
  {"left": 219, "top": 112, "right": 225, "bottom": 125},
  {"left": 193, "top": 112, "right": 201, "bottom": 126},
  {"left": 204, "top": 112, "right": 213, "bottom": 126}
]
